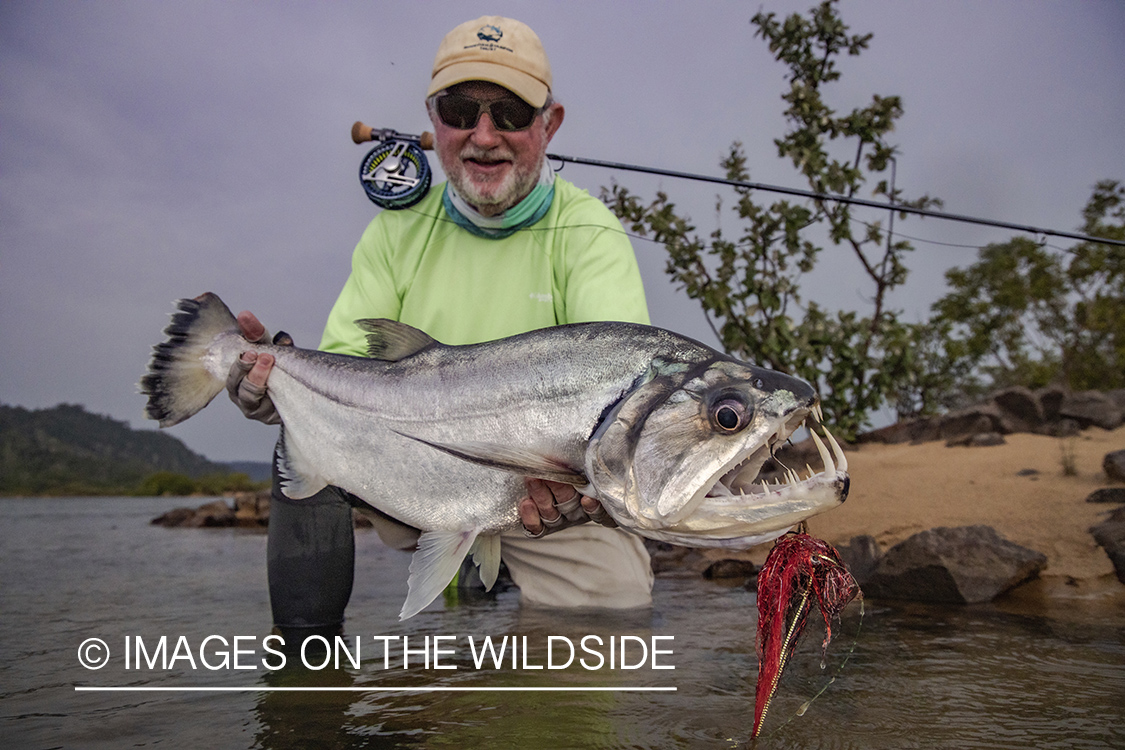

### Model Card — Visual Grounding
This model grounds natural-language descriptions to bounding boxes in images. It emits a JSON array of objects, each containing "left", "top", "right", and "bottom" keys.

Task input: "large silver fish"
[{"left": 141, "top": 293, "right": 849, "bottom": 618}]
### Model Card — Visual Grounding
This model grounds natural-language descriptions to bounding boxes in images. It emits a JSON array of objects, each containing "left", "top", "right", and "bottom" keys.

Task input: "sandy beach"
[{"left": 723, "top": 426, "right": 1125, "bottom": 616}]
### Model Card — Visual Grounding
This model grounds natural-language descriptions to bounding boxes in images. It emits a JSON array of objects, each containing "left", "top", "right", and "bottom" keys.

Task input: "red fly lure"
[{"left": 752, "top": 529, "right": 862, "bottom": 739}]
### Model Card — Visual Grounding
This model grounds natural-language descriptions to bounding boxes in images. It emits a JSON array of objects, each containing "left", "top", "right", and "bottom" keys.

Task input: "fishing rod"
[{"left": 350, "top": 122, "right": 1125, "bottom": 248}]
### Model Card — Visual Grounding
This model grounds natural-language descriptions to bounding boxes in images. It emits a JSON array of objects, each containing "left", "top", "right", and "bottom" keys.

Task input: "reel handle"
[{"left": 351, "top": 121, "right": 433, "bottom": 150}]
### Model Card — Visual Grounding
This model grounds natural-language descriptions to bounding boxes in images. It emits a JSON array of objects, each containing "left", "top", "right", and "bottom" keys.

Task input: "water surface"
[{"left": 2, "top": 497, "right": 1122, "bottom": 748}]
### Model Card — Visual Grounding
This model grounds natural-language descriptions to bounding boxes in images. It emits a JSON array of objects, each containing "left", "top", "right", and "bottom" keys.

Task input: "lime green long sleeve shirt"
[{"left": 319, "top": 176, "right": 649, "bottom": 352}]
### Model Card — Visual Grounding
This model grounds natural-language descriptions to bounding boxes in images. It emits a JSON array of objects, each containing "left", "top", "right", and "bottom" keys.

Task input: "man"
[{"left": 229, "top": 16, "right": 653, "bottom": 640}]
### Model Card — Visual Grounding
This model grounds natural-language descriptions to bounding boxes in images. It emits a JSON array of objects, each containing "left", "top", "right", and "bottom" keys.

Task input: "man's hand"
[
  {"left": 226, "top": 310, "right": 289, "bottom": 425},
  {"left": 518, "top": 478, "right": 617, "bottom": 538}
]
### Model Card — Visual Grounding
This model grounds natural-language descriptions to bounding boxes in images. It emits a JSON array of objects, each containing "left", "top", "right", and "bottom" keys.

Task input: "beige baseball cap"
[{"left": 427, "top": 16, "right": 552, "bottom": 107}]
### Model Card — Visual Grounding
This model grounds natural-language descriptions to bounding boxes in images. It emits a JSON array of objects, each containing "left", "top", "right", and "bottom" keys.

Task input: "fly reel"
[{"left": 353, "top": 123, "right": 434, "bottom": 210}]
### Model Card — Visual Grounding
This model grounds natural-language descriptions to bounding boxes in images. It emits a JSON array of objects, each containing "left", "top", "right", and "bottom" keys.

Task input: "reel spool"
[
  {"left": 359, "top": 140, "right": 432, "bottom": 209},
  {"left": 353, "top": 123, "right": 434, "bottom": 210}
]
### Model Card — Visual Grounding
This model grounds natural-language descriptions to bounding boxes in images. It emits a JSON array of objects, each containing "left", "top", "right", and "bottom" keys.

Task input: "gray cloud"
[{"left": 2, "top": 1, "right": 1122, "bottom": 461}]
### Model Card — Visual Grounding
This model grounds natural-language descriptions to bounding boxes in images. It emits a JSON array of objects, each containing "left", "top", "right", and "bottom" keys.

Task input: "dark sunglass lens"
[
  {"left": 437, "top": 96, "right": 479, "bottom": 129},
  {"left": 489, "top": 99, "right": 536, "bottom": 130}
]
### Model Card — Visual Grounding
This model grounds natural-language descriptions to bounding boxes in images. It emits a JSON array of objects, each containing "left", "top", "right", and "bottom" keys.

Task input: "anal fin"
[
  {"left": 401, "top": 529, "right": 488, "bottom": 620},
  {"left": 470, "top": 534, "right": 502, "bottom": 591}
]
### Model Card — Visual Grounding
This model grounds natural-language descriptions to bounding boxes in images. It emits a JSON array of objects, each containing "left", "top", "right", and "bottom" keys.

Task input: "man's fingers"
[
  {"left": 518, "top": 496, "right": 544, "bottom": 536},
  {"left": 524, "top": 478, "right": 562, "bottom": 521},
  {"left": 236, "top": 310, "right": 268, "bottom": 343},
  {"left": 246, "top": 353, "right": 274, "bottom": 388}
]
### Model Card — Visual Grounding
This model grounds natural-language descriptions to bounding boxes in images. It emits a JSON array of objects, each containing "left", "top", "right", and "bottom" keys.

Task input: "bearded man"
[{"left": 228, "top": 16, "right": 653, "bottom": 640}]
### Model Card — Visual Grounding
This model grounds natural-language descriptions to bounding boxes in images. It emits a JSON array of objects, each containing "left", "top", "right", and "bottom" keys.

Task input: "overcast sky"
[{"left": 2, "top": 1, "right": 1123, "bottom": 463}]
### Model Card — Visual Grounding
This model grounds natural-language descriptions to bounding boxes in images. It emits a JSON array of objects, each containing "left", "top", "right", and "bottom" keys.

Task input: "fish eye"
[{"left": 711, "top": 397, "right": 750, "bottom": 432}]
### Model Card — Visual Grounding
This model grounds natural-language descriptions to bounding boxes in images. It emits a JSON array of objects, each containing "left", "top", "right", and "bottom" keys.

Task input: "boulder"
[
  {"left": 150, "top": 506, "right": 197, "bottom": 527},
  {"left": 1086, "top": 488, "right": 1125, "bottom": 504},
  {"left": 1035, "top": 385, "right": 1068, "bottom": 423},
  {"left": 991, "top": 386, "right": 1044, "bottom": 433},
  {"left": 857, "top": 417, "right": 941, "bottom": 445},
  {"left": 1105, "top": 450, "right": 1125, "bottom": 483},
  {"left": 1058, "top": 390, "right": 1124, "bottom": 430},
  {"left": 192, "top": 500, "right": 237, "bottom": 527},
  {"left": 233, "top": 492, "right": 269, "bottom": 527},
  {"left": 864, "top": 525, "right": 1047, "bottom": 604},
  {"left": 938, "top": 405, "right": 1001, "bottom": 441},
  {"left": 644, "top": 540, "right": 710, "bottom": 578},
  {"left": 834, "top": 535, "right": 881, "bottom": 586},
  {"left": 1090, "top": 507, "right": 1125, "bottom": 585},
  {"left": 703, "top": 559, "right": 758, "bottom": 581}
]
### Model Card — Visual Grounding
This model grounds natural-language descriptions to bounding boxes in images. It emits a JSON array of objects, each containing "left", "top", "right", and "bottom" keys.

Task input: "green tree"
[
  {"left": 138, "top": 471, "right": 197, "bottom": 496},
  {"left": 603, "top": 0, "right": 940, "bottom": 439},
  {"left": 933, "top": 180, "right": 1125, "bottom": 391}
]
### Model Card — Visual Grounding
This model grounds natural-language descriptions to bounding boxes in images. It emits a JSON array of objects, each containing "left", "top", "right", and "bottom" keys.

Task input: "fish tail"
[{"left": 140, "top": 292, "right": 239, "bottom": 427}]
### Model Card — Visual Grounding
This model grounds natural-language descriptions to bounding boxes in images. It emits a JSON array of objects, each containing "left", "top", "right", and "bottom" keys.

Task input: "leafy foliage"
[
  {"left": 932, "top": 180, "right": 1125, "bottom": 392},
  {"left": 603, "top": 0, "right": 942, "bottom": 438}
]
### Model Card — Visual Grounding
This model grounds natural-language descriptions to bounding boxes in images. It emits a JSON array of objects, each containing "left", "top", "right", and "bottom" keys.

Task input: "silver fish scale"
[{"left": 238, "top": 323, "right": 719, "bottom": 533}]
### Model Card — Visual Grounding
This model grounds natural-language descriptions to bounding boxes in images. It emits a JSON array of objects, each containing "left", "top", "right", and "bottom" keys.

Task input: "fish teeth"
[
  {"left": 824, "top": 426, "right": 848, "bottom": 473},
  {"left": 809, "top": 429, "right": 835, "bottom": 481}
]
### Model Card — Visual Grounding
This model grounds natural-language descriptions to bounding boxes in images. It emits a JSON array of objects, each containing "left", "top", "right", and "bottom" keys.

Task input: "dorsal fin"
[{"left": 355, "top": 319, "right": 437, "bottom": 361}]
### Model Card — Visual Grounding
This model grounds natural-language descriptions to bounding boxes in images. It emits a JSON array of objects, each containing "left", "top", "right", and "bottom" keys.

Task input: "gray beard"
[{"left": 441, "top": 151, "right": 545, "bottom": 216}]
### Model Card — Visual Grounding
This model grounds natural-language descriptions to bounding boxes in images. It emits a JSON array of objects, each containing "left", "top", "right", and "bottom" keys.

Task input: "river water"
[{"left": 2, "top": 496, "right": 1123, "bottom": 749}]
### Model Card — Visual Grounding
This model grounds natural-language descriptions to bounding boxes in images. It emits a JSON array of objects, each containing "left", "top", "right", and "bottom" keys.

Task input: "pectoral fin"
[{"left": 393, "top": 432, "right": 589, "bottom": 486}]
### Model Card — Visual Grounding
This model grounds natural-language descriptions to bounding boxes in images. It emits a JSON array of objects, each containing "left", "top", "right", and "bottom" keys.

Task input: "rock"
[
  {"left": 1105, "top": 450, "right": 1125, "bottom": 483},
  {"left": 946, "top": 431, "right": 1006, "bottom": 448},
  {"left": 644, "top": 540, "right": 710, "bottom": 578},
  {"left": 857, "top": 417, "right": 941, "bottom": 445},
  {"left": 703, "top": 559, "right": 758, "bottom": 580},
  {"left": 1089, "top": 507, "right": 1125, "bottom": 585},
  {"left": 992, "top": 386, "right": 1044, "bottom": 433},
  {"left": 1086, "top": 487, "right": 1125, "bottom": 504},
  {"left": 1058, "top": 390, "right": 1124, "bottom": 430},
  {"left": 938, "top": 405, "right": 1001, "bottom": 441},
  {"left": 192, "top": 499, "right": 237, "bottom": 527},
  {"left": 1036, "top": 385, "right": 1068, "bottom": 423},
  {"left": 834, "top": 535, "right": 881, "bottom": 586},
  {"left": 1107, "top": 389, "right": 1125, "bottom": 413},
  {"left": 1039, "top": 418, "right": 1082, "bottom": 438},
  {"left": 233, "top": 492, "right": 269, "bottom": 527},
  {"left": 864, "top": 525, "right": 1048, "bottom": 604},
  {"left": 150, "top": 506, "right": 197, "bottom": 527}
]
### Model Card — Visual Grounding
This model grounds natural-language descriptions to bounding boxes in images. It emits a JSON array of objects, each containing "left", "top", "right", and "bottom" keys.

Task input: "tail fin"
[{"left": 140, "top": 293, "right": 238, "bottom": 427}]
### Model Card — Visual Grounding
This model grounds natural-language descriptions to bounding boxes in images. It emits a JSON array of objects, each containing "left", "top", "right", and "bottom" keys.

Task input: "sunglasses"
[{"left": 434, "top": 93, "right": 541, "bottom": 132}]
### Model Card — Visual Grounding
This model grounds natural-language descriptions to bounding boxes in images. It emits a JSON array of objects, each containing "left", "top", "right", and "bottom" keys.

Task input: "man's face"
[{"left": 429, "top": 81, "right": 564, "bottom": 217}]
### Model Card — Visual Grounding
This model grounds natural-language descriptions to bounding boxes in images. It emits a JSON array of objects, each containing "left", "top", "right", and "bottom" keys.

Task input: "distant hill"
[{"left": 0, "top": 403, "right": 230, "bottom": 495}]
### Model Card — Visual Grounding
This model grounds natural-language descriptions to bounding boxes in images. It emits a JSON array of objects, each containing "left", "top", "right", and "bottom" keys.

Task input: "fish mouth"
[{"left": 705, "top": 405, "right": 849, "bottom": 502}]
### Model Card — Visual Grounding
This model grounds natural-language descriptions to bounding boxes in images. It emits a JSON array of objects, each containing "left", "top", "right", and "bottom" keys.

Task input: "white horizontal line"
[{"left": 75, "top": 685, "right": 676, "bottom": 693}]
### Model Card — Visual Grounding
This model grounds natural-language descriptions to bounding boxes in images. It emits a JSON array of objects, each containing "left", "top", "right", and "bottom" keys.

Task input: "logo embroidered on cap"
[{"left": 477, "top": 25, "right": 502, "bottom": 43}]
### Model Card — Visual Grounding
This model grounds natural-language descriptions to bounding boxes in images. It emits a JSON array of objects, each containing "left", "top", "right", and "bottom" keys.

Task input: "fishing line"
[
  {"left": 351, "top": 123, "right": 1125, "bottom": 249},
  {"left": 755, "top": 599, "right": 865, "bottom": 744}
]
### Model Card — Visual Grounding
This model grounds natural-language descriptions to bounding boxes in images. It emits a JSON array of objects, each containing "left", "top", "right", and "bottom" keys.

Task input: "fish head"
[{"left": 586, "top": 356, "right": 848, "bottom": 545}]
